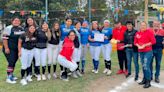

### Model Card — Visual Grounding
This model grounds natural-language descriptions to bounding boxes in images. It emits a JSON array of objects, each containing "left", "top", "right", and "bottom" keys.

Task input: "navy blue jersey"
[
  {"left": 89, "top": 30, "right": 102, "bottom": 46},
  {"left": 80, "top": 27, "right": 90, "bottom": 45},
  {"left": 35, "top": 29, "right": 48, "bottom": 49},
  {"left": 19, "top": 33, "right": 37, "bottom": 50},
  {"left": 48, "top": 29, "right": 60, "bottom": 45},
  {"left": 2, "top": 25, "right": 25, "bottom": 50},
  {"left": 60, "top": 24, "right": 74, "bottom": 41},
  {"left": 101, "top": 27, "right": 112, "bottom": 44}
]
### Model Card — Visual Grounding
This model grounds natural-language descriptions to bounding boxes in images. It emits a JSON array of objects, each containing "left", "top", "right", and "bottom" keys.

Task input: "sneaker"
[
  {"left": 103, "top": 68, "right": 109, "bottom": 74},
  {"left": 126, "top": 73, "right": 131, "bottom": 78},
  {"left": 37, "top": 75, "right": 41, "bottom": 81},
  {"left": 20, "top": 79, "right": 27, "bottom": 86},
  {"left": 106, "top": 70, "right": 112, "bottom": 76},
  {"left": 6, "top": 78, "right": 17, "bottom": 84},
  {"left": 92, "top": 70, "right": 95, "bottom": 73},
  {"left": 124, "top": 70, "right": 128, "bottom": 75},
  {"left": 68, "top": 72, "right": 72, "bottom": 76},
  {"left": 94, "top": 70, "right": 99, "bottom": 74},
  {"left": 6, "top": 75, "right": 17, "bottom": 84},
  {"left": 12, "top": 75, "right": 18, "bottom": 80},
  {"left": 42, "top": 75, "right": 47, "bottom": 80},
  {"left": 76, "top": 70, "right": 82, "bottom": 77},
  {"left": 72, "top": 71, "right": 78, "bottom": 78},
  {"left": 155, "top": 78, "right": 160, "bottom": 83},
  {"left": 53, "top": 73, "right": 57, "bottom": 79},
  {"left": 26, "top": 75, "right": 33, "bottom": 82},
  {"left": 47, "top": 74, "right": 51, "bottom": 80},
  {"left": 81, "top": 69, "right": 85, "bottom": 74},
  {"left": 116, "top": 70, "right": 124, "bottom": 74},
  {"left": 60, "top": 75, "right": 69, "bottom": 81}
]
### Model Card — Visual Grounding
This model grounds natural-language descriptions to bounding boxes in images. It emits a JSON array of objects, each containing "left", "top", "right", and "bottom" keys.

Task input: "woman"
[
  {"left": 2, "top": 17, "right": 24, "bottom": 84},
  {"left": 134, "top": 21, "right": 156, "bottom": 88},
  {"left": 101, "top": 20, "right": 112, "bottom": 76},
  {"left": 124, "top": 21, "right": 139, "bottom": 81},
  {"left": 112, "top": 21, "right": 128, "bottom": 75},
  {"left": 18, "top": 25, "right": 37, "bottom": 85},
  {"left": 72, "top": 21, "right": 82, "bottom": 78},
  {"left": 47, "top": 22, "right": 62, "bottom": 80},
  {"left": 23, "top": 17, "right": 38, "bottom": 78},
  {"left": 59, "top": 18, "right": 74, "bottom": 50},
  {"left": 34, "top": 22, "right": 51, "bottom": 81},
  {"left": 58, "top": 30, "right": 78, "bottom": 81},
  {"left": 80, "top": 21, "right": 90, "bottom": 74},
  {"left": 89, "top": 21, "right": 101, "bottom": 74}
]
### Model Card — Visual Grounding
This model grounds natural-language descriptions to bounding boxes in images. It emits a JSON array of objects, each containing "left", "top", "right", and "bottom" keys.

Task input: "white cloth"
[
  {"left": 72, "top": 48, "right": 81, "bottom": 62},
  {"left": 57, "top": 55, "right": 78, "bottom": 71},
  {"left": 81, "top": 44, "right": 88, "bottom": 60},
  {"left": 47, "top": 44, "right": 59, "bottom": 65},
  {"left": 20, "top": 48, "right": 34, "bottom": 69},
  {"left": 101, "top": 43, "right": 112, "bottom": 61},
  {"left": 89, "top": 46, "right": 101, "bottom": 61},
  {"left": 34, "top": 48, "right": 47, "bottom": 66}
]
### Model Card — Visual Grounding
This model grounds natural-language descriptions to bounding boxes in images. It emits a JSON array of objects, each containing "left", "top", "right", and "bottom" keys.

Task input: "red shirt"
[
  {"left": 134, "top": 29, "right": 156, "bottom": 52},
  {"left": 112, "top": 25, "right": 127, "bottom": 41},
  {"left": 60, "top": 37, "right": 74, "bottom": 61}
]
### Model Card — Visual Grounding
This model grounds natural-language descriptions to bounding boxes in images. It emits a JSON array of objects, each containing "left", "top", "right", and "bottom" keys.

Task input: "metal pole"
[
  {"left": 45, "top": 0, "right": 48, "bottom": 22},
  {"left": 144, "top": 0, "right": 148, "bottom": 24},
  {"left": 88, "top": 0, "right": 91, "bottom": 24},
  {"left": 115, "top": 0, "right": 118, "bottom": 21}
]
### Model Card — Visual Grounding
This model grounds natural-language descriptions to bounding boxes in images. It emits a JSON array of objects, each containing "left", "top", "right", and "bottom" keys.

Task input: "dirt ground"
[{"left": 88, "top": 72, "right": 164, "bottom": 92}]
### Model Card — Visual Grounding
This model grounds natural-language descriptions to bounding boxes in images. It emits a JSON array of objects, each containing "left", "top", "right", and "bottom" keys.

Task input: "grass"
[{"left": 0, "top": 49, "right": 164, "bottom": 92}]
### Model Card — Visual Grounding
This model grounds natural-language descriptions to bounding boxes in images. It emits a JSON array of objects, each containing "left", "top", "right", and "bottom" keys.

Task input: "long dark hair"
[
  {"left": 52, "top": 21, "right": 60, "bottom": 32},
  {"left": 25, "top": 25, "right": 36, "bottom": 40},
  {"left": 25, "top": 17, "right": 37, "bottom": 28}
]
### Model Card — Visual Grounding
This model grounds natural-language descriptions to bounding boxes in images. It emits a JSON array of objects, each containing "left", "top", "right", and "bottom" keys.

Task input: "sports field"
[{"left": 0, "top": 49, "right": 164, "bottom": 92}]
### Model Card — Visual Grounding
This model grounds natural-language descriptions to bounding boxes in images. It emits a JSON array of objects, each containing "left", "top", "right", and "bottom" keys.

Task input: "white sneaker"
[
  {"left": 53, "top": 73, "right": 57, "bottom": 79},
  {"left": 47, "top": 74, "right": 51, "bottom": 80},
  {"left": 76, "top": 70, "right": 82, "bottom": 77},
  {"left": 94, "top": 70, "right": 99, "bottom": 74},
  {"left": 37, "top": 75, "right": 41, "bottom": 81},
  {"left": 42, "top": 75, "right": 47, "bottom": 80},
  {"left": 103, "top": 68, "right": 109, "bottom": 74},
  {"left": 106, "top": 70, "right": 112, "bottom": 76},
  {"left": 13, "top": 76, "right": 18, "bottom": 81},
  {"left": 6, "top": 78, "right": 17, "bottom": 84},
  {"left": 20, "top": 79, "right": 27, "bottom": 86},
  {"left": 72, "top": 71, "right": 78, "bottom": 78},
  {"left": 92, "top": 70, "right": 95, "bottom": 73},
  {"left": 26, "top": 75, "right": 33, "bottom": 82}
]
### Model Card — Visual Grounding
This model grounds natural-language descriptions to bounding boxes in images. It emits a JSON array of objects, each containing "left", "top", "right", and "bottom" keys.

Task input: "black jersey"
[
  {"left": 19, "top": 33, "right": 37, "bottom": 50},
  {"left": 2, "top": 25, "right": 25, "bottom": 50},
  {"left": 35, "top": 28, "right": 48, "bottom": 49},
  {"left": 48, "top": 29, "right": 60, "bottom": 45}
]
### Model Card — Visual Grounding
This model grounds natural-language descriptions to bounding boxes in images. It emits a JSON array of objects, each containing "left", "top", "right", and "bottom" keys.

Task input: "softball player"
[
  {"left": 59, "top": 18, "right": 74, "bottom": 51},
  {"left": 34, "top": 22, "right": 51, "bottom": 81},
  {"left": 2, "top": 17, "right": 24, "bottom": 84},
  {"left": 72, "top": 21, "right": 82, "bottom": 78},
  {"left": 47, "top": 22, "right": 60, "bottom": 80},
  {"left": 24, "top": 17, "right": 38, "bottom": 77},
  {"left": 80, "top": 21, "right": 90, "bottom": 74},
  {"left": 101, "top": 20, "right": 112, "bottom": 76},
  {"left": 18, "top": 25, "right": 37, "bottom": 85},
  {"left": 58, "top": 30, "right": 78, "bottom": 81},
  {"left": 89, "top": 21, "right": 101, "bottom": 74}
]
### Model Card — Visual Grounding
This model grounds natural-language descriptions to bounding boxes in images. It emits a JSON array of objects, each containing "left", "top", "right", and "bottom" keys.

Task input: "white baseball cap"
[{"left": 104, "top": 20, "right": 110, "bottom": 24}]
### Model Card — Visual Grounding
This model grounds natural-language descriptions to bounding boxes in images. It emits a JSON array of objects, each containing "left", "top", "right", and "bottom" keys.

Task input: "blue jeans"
[
  {"left": 151, "top": 48, "right": 163, "bottom": 78},
  {"left": 125, "top": 48, "right": 139, "bottom": 76},
  {"left": 139, "top": 51, "right": 153, "bottom": 80}
]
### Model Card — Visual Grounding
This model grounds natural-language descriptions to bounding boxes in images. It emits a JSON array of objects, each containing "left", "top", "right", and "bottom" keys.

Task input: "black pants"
[
  {"left": 117, "top": 50, "right": 127, "bottom": 70},
  {"left": 3, "top": 48, "right": 18, "bottom": 74}
]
